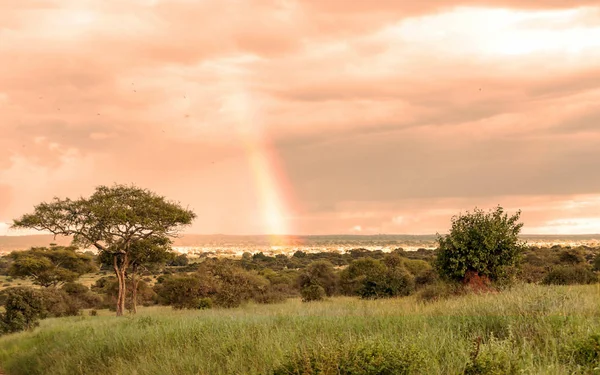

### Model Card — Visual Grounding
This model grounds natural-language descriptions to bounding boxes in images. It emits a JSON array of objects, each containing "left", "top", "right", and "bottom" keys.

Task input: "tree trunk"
[
  {"left": 113, "top": 255, "right": 124, "bottom": 316},
  {"left": 131, "top": 263, "right": 138, "bottom": 314},
  {"left": 118, "top": 252, "right": 128, "bottom": 314},
  {"left": 113, "top": 253, "right": 129, "bottom": 316}
]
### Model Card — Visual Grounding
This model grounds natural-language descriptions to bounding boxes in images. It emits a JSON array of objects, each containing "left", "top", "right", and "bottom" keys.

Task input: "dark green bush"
[
  {"left": 414, "top": 268, "right": 439, "bottom": 288},
  {"left": 39, "top": 288, "right": 81, "bottom": 317},
  {"left": 558, "top": 249, "right": 586, "bottom": 265},
  {"left": 541, "top": 266, "right": 597, "bottom": 285},
  {"left": 593, "top": 254, "right": 600, "bottom": 272},
  {"left": 0, "top": 287, "right": 45, "bottom": 334},
  {"left": 301, "top": 284, "right": 325, "bottom": 302},
  {"left": 297, "top": 261, "right": 338, "bottom": 297},
  {"left": 61, "top": 282, "right": 103, "bottom": 309},
  {"left": 340, "top": 257, "right": 414, "bottom": 299},
  {"left": 197, "top": 297, "right": 213, "bottom": 309},
  {"left": 436, "top": 206, "right": 525, "bottom": 283},
  {"left": 463, "top": 338, "right": 519, "bottom": 375},
  {"left": 154, "top": 275, "right": 218, "bottom": 309},
  {"left": 273, "top": 341, "right": 426, "bottom": 375}
]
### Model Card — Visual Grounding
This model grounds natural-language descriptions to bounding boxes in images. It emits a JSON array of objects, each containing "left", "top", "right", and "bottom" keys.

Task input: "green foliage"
[
  {"left": 566, "top": 333, "right": 600, "bottom": 369},
  {"left": 8, "top": 247, "right": 96, "bottom": 287},
  {"left": 153, "top": 274, "right": 216, "bottom": 309},
  {"left": 558, "top": 249, "right": 586, "bottom": 265},
  {"left": 168, "top": 253, "right": 189, "bottom": 267},
  {"left": 61, "top": 282, "right": 103, "bottom": 309},
  {"left": 197, "top": 297, "right": 213, "bottom": 309},
  {"left": 463, "top": 338, "right": 520, "bottom": 375},
  {"left": 340, "top": 258, "right": 386, "bottom": 296},
  {"left": 593, "top": 254, "right": 600, "bottom": 272},
  {"left": 542, "top": 265, "right": 598, "bottom": 285},
  {"left": 300, "top": 284, "right": 325, "bottom": 302},
  {"left": 297, "top": 260, "right": 338, "bottom": 297},
  {"left": 340, "top": 256, "right": 414, "bottom": 299},
  {"left": 435, "top": 206, "right": 526, "bottom": 283},
  {"left": 273, "top": 341, "right": 426, "bottom": 375},
  {"left": 0, "top": 287, "right": 45, "bottom": 334},
  {"left": 38, "top": 288, "right": 81, "bottom": 317}
]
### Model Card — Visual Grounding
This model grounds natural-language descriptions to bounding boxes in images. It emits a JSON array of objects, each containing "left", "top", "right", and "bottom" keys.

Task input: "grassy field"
[{"left": 0, "top": 284, "right": 598, "bottom": 374}]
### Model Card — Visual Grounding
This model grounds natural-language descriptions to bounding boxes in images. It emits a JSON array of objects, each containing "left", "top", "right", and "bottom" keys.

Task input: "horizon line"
[{"left": 1, "top": 233, "right": 599, "bottom": 237}]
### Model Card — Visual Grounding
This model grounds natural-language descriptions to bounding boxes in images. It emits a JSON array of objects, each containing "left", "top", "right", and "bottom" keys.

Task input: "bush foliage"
[{"left": 435, "top": 206, "right": 526, "bottom": 283}]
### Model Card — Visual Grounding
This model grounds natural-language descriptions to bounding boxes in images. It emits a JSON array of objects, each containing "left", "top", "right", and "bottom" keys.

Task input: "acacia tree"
[
  {"left": 12, "top": 185, "right": 196, "bottom": 316},
  {"left": 435, "top": 206, "right": 526, "bottom": 284}
]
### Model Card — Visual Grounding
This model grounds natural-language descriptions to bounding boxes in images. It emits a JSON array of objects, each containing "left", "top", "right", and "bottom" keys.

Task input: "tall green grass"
[{"left": 0, "top": 284, "right": 598, "bottom": 374}]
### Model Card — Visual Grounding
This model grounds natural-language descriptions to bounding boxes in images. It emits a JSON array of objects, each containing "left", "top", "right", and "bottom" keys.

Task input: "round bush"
[{"left": 301, "top": 284, "right": 325, "bottom": 302}]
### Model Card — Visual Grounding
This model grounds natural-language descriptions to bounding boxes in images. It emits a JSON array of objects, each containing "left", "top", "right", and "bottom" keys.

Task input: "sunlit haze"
[{"left": 1, "top": 1, "right": 600, "bottom": 236}]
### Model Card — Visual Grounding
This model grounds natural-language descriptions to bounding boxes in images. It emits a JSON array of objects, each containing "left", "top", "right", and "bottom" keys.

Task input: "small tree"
[
  {"left": 435, "top": 206, "right": 526, "bottom": 284},
  {"left": 0, "top": 287, "right": 46, "bottom": 334},
  {"left": 9, "top": 246, "right": 96, "bottom": 287},
  {"left": 12, "top": 184, "right": 196, "bottom": 316}
]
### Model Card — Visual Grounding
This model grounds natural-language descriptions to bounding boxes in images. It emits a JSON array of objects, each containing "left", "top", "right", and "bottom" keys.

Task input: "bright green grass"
[{"left": 0, "top": 284, "right": 598, "bottom": 375}]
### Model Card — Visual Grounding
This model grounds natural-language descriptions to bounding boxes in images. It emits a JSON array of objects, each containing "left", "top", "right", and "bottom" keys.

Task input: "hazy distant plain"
[{"left": 0, "top": 234, "right": 598, "bottom": 256}]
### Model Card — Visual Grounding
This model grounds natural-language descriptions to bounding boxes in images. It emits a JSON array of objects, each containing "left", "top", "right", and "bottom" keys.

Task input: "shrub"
[
  {"left": 436, "top": 206, "right": 526, "bottom": 284},
  {"left": 340, "top": 258, "right": 386, "bottom": 297},
  {"left": 558, "top": 249, "right": 586, "bottom": 265},
  {"left": 253, "top": 285, "right": 288, "bottom": 304},
  {"left": 39, "top": 288, "right": 81, "bottom": 317},
  {"left": 518, "top": 264, "right": 547, "bottom": 284},
  {"left": 197, "top": 297, "right": 213, "bottom": 309},
  {"left": 0, "top": 287, "right": 45, "bottom": 334},
  {"left": 62, "top": 282, "right": 103, "bottom": 309},
  {"left": 297, "top": 261, "right": 338, "bottom": 297},
  {"left": 593, "top": 254, "right": 600, "bottom": 272},
  {"left": 566, "top": 333, "right": 600, "bottom": 369},
  {"left": 541, "top": 266, "right": 598, "bottom": 285},
  {"left": 273, "top": 341, "right": 427, "bottom": 375},
  {"left": 402, "top": 259, "right": 432, "bottom": 277},
  {"left": 301, "top": 284, "right": 325, "bottom": 302},
  {"left": 414, "top": 268, "right": 439, "bottom": 288},
  {"left": 89, "top": 309, "right": 98, "bottom": 316},
  {"left": 340, "top": 257, "right": 414, "bottom": 299},
  {"left": 153, "top": 275, "right": 218, "bottom": 309},
  {"left": 463, "top": 337, "right": 520, "bottom": 375},
  {"left": 210, "top": 265, "right": 270, "bottom": 308}
]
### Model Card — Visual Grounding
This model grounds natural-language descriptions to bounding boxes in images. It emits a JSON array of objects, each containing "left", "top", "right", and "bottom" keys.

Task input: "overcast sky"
[{"left": 1, "top": 0, "right": 600, "bottom": 235}]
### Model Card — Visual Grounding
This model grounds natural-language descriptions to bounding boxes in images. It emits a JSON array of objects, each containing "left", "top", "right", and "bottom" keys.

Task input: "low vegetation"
[{"left": 0, "top": 285, "right": 598, "bottom": 374}]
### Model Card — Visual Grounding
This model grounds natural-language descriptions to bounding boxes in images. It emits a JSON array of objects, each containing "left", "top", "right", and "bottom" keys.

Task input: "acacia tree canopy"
[
  {"left": 12, "top": 184, "right": 196, "bottom": 316},
  {"left": 435, "top": 206, "right": 526, "bottom": 284}
]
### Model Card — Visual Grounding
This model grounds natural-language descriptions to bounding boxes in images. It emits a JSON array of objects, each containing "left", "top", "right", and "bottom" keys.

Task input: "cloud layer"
[{"left": 1, "top": 0, "right": 600, "bottom": 234}]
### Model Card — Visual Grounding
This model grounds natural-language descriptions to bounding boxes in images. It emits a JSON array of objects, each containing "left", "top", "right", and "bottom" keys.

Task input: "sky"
[{"left": 1, "top": 0, "right": 600, "bottom": 236}]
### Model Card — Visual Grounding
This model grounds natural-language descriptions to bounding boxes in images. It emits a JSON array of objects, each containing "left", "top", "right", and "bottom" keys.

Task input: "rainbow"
[{"left": 223, "top": 81, "right": 298, "bottom": 242}]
